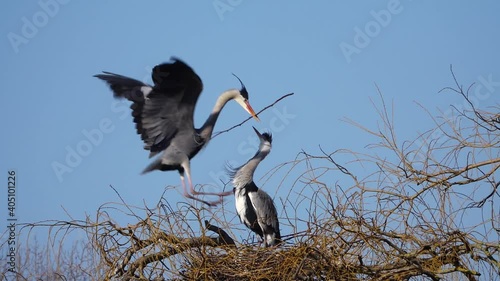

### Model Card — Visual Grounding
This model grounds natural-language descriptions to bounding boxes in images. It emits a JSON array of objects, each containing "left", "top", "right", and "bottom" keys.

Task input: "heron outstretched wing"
[{"left": 95, "top": 57, "right": 203, "bottom": 156}]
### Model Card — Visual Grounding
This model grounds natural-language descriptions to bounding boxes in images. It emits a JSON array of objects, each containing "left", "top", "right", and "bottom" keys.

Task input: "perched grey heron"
[
  {"left": 95, "top": 57, "right": 260, "bottom": 206},
  {"left": 229, "top": 127, "right": 281, "bottom": 247}
]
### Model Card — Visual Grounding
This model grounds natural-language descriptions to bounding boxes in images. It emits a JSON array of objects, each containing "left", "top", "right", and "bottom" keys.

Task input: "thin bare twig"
[{"left": 212, "top": 92, "right": 295, "bottom": 139}]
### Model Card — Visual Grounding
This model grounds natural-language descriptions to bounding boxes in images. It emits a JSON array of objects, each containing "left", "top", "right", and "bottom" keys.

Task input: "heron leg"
[
  {"left": 180, "top": 160, "right": 232, "bottom": 206},
  {"left": 180, "top": 172, "right": 217, "bottom": 207}
]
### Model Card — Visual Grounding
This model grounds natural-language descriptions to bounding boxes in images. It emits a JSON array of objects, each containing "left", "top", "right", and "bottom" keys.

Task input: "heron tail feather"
[{"left": 142, "top": 158, "right": 162, "bottom": 174}]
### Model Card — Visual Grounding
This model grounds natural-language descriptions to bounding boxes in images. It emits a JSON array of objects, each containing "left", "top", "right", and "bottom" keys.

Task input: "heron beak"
[
  {"left": 245, "top": 100, "right": 260, "bottom": 121},
  {"left": 252, "top": 126, "right": 263, "bottom": 139}
]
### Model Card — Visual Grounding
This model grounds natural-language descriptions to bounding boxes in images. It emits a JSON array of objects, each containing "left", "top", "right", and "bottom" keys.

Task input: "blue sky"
[{"left": 1, "top": 1, "right": 499, "bottom": 246}]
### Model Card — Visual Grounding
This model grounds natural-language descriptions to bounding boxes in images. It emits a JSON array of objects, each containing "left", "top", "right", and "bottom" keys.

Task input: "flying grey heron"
[
  {"left": 230, "top": 127, "right": 281, "bottom": 247},
  {"left": 94, "top": 57, "right": 260, "bottom": 206}
]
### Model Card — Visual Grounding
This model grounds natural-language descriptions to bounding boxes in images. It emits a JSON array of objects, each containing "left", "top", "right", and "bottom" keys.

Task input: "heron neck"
[
  {"left": 199, "top": 90, "right": 238, "bottom": 140},
  {"left": 233, "top": 150, "right": 269, "bottom": 188}
]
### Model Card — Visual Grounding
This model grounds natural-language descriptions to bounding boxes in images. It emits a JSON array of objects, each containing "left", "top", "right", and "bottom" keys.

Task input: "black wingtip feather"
[
  {"left": 152, "top": 57, "right": 202, "bottom": 88},
  {"left": 94, "top": 72, "right": 146, "bottom": 101}
]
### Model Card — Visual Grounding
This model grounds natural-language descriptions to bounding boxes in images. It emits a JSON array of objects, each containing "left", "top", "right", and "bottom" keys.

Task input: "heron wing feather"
[
  {"left": 249, "top": 190, "right": 280, "bottom": 238},
  {"left": 95, "top": 57, "right": 204, "bottom": 155},
  {"left": 138, "top": 58, "right": 203, "bottom": 154}
]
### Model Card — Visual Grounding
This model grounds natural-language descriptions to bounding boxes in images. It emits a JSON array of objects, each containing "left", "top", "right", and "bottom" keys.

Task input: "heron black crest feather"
[
  {"left": 261, "top": 132, "right": 272, "bottom": 143},
  {"left": 232, "top": 73, "right": 248, "bottom": 99}
]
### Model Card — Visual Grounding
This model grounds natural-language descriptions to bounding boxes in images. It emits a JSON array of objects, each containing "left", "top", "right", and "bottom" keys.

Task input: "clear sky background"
[{"left": 1, "top": 1, "right": 499, "bottom": 248}]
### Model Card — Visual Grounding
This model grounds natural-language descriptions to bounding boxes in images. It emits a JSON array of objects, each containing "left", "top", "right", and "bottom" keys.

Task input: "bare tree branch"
[
  {"left": 5, "top": 69, "right": 499, "bottom": 280},
  {"left": 212, "top": 92, "right": 295, "bottom": 139}
]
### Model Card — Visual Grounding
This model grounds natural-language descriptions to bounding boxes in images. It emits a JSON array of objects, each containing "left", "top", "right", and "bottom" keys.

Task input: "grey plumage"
[
  {"left": 94, "top": 57, "right": 260, "bottom": 206},
  {"left": 230, "top": 127, "right": 281, "bottom": 247}
]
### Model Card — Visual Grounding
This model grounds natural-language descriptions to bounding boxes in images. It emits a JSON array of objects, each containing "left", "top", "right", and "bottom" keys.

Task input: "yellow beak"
[{"left": 245, "top": 100, "right": 260, "bottom": 121}]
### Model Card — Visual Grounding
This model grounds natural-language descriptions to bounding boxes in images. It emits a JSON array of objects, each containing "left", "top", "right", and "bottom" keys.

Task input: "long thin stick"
[{"left": 212, "top": 92, "right": 295, "bottom": 139}]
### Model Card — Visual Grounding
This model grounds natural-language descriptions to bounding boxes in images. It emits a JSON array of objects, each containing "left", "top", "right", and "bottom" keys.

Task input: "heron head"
[
  {"left": 253, "top": 126, "right": 272, "bottom": 152},
  {"left": 232, "top": 74, "right": 260, "bottom": 121}
]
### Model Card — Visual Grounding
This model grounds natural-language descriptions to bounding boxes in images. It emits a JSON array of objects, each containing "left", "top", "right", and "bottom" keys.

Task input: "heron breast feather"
[{"left": 234, "top": 193, "right": 253, "bottom": 225}]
